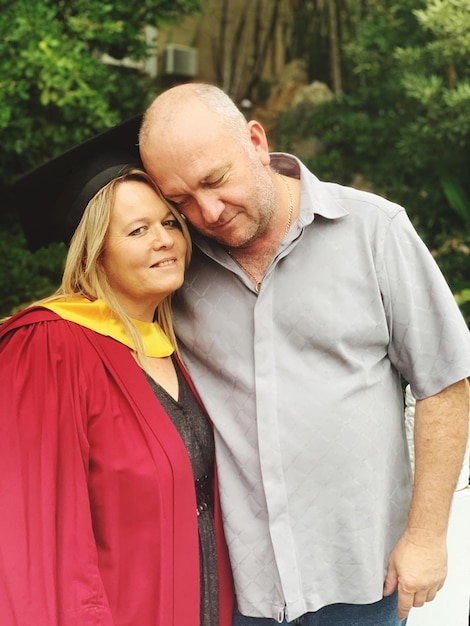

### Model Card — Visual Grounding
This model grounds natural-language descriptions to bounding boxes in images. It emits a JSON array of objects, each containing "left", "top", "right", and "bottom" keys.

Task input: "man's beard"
[{"left": 222, "top": 164, "right": 276, "bottom": 250}]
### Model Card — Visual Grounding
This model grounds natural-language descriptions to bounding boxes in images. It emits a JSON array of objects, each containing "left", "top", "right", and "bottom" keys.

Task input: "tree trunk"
[{"left": 328, "top": 0, "right": 342, "bottom": 93}]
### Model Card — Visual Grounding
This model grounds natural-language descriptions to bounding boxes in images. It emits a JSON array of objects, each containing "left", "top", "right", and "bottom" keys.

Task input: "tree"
[
  {"left": 0, "top": 0, "right": 201, "bottom": 317},
  {"left": 1, "top": 0, "right": 201, "bottom": 181},
  {"left": 275, "top": 0, "right": 470, "bottom": 321},
  {"left": 286, "top": 0, "right": 370, "bottom": 93},
  {"left": 394, "top": 0, "right": 470, "bottom": 225},
  {"left": 210, "top": 0, "right": 284, "bottom": 101},
  {"left": 327, "top": 0, "right": 342, "bottom": 93}
]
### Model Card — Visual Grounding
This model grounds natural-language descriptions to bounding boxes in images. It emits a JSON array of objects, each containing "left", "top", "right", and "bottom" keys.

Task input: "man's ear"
[{"left": 247, "top": 120, "right": 271, "bottom": 165}]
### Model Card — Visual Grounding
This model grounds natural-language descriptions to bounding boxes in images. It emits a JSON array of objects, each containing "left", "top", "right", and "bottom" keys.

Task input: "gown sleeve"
[{"left": 0, "top": 314, "right": 114, "bottom": 625}]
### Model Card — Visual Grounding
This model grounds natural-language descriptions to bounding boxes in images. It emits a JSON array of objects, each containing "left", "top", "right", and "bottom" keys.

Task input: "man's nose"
[{"left": 196, "top": 191, "right": 225, "bottom": 224}]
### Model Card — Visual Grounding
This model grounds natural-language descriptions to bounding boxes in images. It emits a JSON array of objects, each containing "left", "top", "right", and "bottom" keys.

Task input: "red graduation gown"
[{"left": 0, "top": 307, "right": 233, "bottom": 626}]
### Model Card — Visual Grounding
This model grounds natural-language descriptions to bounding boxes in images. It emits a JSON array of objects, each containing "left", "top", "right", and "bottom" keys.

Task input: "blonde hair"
[{"left": 39, "top": 168, "right": 191, "bottom": 363}]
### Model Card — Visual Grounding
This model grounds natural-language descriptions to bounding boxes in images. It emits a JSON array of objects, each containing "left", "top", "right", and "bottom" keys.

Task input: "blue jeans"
[{"left": 233, "top": 592, "right": 407, "bottom": 625}]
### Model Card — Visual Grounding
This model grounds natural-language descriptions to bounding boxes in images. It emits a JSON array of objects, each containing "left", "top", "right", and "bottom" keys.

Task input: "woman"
[{"left": 0, "top": 119, "right": 233, "bottom": 626}]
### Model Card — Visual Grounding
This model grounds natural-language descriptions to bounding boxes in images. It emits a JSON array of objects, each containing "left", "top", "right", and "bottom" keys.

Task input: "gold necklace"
[
  {"left": 228, "top": 174, "right": 294, "bottom": 293},
  {"left": 279, "top": 174, "right": 294, "bottom": 236},
  {"left": 227, "top": 251, "right": 263, "bottom": 293}
]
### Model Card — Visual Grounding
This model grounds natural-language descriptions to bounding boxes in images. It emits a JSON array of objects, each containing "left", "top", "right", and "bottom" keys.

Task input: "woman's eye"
[
  {"left": 129, "top": 226, "right": 146, "bottom": 236},
  {"left": 163, "top": 219, "right": 182, "bottom": 230}
]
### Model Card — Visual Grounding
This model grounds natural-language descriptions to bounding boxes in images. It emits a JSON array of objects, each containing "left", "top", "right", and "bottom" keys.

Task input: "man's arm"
[{"left": 383, "top": 378, "right": 469, "bottom": 619}]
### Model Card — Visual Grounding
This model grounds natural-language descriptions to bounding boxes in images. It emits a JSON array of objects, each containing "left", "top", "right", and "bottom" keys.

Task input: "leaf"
[
  {"left": 454, "top": 289, "right": 470, "bottom": 306},
  {"left": 439, "top": 174, "right": 470, "bottom": 225}
]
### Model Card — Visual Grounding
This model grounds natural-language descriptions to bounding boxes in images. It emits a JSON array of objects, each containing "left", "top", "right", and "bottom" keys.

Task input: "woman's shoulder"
[
  {"left": 0, "top": 305, "right": 115, "bottom": 388},
  {"left": 0, "top": 305, "right": 61, "bottom": 337},
  {"left": 0, "top": 305, "right": 99, "bottom": 357},
  {"left": 6, "top": 305, "right": 59, "bottom": 322}
]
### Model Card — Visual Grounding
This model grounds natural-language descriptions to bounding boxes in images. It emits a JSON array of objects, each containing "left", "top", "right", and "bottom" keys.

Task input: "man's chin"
[
  {"left": 203, "top": 228, "right": 253, "bottom": 249},
  {"left": 215, "top": 233, "right": 258, "bottom": 249},
  {"left": 194, "top": 219, "right": 266, "bottom": 249}
]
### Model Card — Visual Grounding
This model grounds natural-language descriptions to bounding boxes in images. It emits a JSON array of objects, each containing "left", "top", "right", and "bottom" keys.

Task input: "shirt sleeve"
[
  {"left": 0, "top": 318, "right": 114, "bottom": 625},
  {"left": 379, "top": 209, "right": 470, "bottom": 399}
]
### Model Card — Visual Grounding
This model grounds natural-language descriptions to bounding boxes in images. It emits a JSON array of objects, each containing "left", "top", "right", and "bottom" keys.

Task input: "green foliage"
[
  {"left": 0, "top": 229, "right": 65, "bottom": 316},
  {"left": 440, "top": 176, "right": 470, "bottom": 224},
  {"left": 0, "top": 0, "right": 200, "bottom": 318},
  {"left": 414, "top": 0, "right": 470, "bottom": 56},
  {"left": 275, "top": 0, "right": 470, "bottom": 323},
  {"left": 1, "top": 0, "right": 200, "bottom": 179},
  {"left": 432, "top": 234, "right": 470, "bottom": 324}
]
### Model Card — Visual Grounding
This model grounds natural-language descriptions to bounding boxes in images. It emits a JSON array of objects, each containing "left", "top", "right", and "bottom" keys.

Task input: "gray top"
[
  {"left": 144, "top": 359, "right": 218, "bottom": 626},
  {"left": 173, "top": 154, "right": 470, "bottom": 622}
]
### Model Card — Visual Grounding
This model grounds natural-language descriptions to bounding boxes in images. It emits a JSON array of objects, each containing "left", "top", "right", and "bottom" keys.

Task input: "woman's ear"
[{"left": 247, "top": 120, "right": 271, "bottom": 166}]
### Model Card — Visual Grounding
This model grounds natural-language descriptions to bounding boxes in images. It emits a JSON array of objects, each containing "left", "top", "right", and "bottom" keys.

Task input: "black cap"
[{"left": 11, "top": 114, "right": 143, "bottom": 251}]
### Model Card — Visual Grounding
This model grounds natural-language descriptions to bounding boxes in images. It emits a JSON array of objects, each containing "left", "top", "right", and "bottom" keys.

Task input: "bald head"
[
  {"left": 140, "top": 83, "right": 249, "bottom": 148},
  {"left": 137, "top": 82, "right": 274, "bottom": 248}
]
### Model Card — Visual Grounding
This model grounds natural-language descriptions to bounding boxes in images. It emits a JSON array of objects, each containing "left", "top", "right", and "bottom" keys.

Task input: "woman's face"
[{"left": 102, "top": 180, "right": 187, "bottom": 321}]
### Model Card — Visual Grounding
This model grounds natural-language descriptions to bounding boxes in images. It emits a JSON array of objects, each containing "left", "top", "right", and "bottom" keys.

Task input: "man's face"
[{"left": 141, "top": 104, "right": 275, "bottom": 249}]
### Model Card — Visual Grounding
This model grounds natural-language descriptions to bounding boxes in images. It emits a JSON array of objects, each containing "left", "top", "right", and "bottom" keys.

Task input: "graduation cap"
[{"left": 11, "top": 114, "right": 143, "bottom": 251}]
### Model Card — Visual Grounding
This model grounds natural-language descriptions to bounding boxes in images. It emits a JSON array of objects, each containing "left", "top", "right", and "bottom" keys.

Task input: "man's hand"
[
  {"left": 384, "top": 379, "right": 469, "bottom": 619},
  {"left": 383, "top": 528, "right": 447, "bottom": 619}
]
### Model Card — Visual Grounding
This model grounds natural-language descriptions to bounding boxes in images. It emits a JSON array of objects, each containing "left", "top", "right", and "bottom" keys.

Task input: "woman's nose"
[{"left": 151, "top": 225, "right": 174, "bottom": 249}]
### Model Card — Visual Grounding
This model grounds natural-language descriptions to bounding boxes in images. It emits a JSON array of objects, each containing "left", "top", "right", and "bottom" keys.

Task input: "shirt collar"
[
  {"left": 270, "top": 153, "right": 349, "bottom": 225},
  {"left": 191, "top": 152, "right": 348, "bottom": 260}
]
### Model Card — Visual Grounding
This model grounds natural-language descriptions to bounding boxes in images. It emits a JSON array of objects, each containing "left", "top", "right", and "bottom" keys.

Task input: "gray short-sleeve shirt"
[{"left": 173, "top": 154, "right": 470, "bottom": 622}]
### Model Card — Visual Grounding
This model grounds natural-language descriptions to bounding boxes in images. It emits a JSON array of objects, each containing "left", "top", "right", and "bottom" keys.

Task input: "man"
[{"left": 139, "top": 83, "right": 470, "bottom": 625}]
